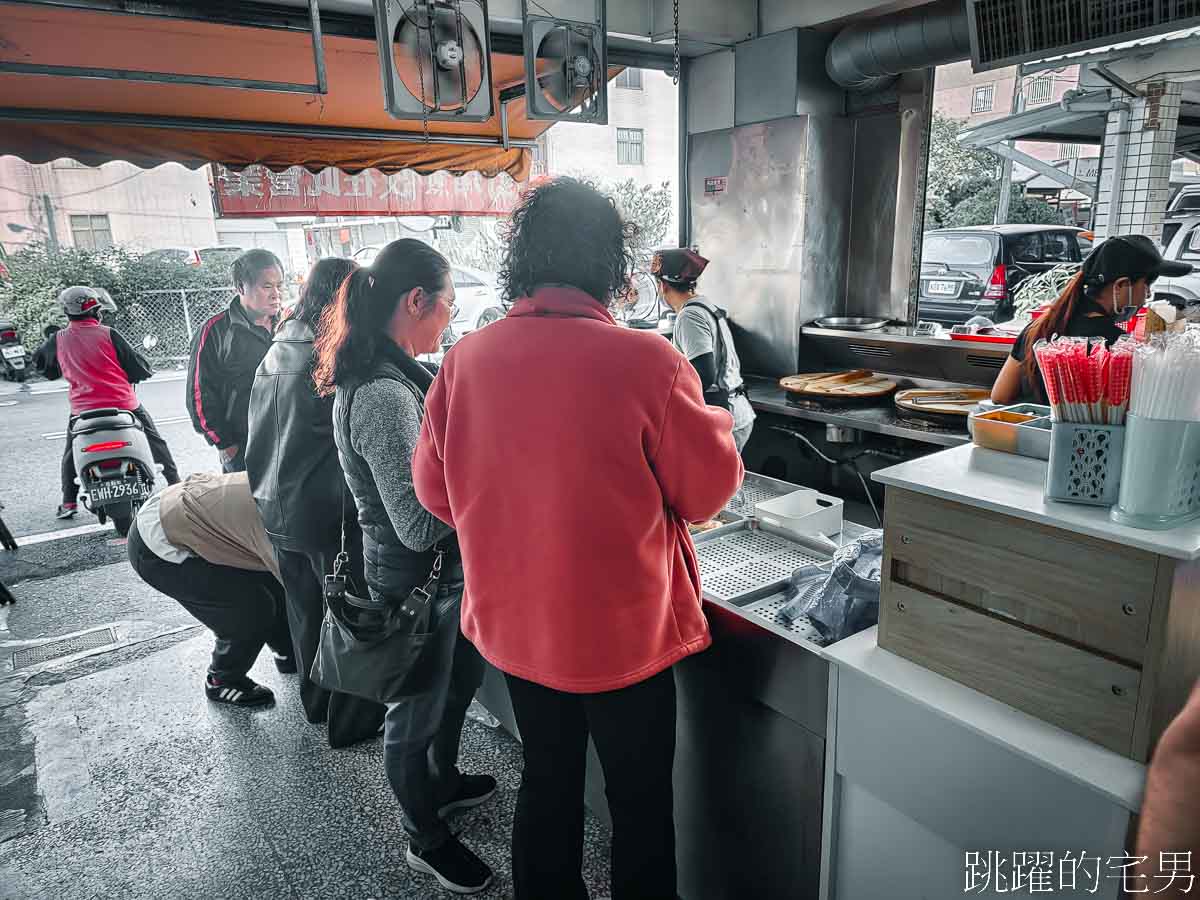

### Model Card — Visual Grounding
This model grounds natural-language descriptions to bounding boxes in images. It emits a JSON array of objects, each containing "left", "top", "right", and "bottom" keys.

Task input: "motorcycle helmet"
[{"left": 58, "top": 286, "right": 117, "bottom": 316}]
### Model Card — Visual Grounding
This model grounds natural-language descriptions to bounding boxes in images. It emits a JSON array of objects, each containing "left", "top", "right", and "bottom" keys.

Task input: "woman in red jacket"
[{"left": 413, "top": 178, "right": 744, "bottom": 900}]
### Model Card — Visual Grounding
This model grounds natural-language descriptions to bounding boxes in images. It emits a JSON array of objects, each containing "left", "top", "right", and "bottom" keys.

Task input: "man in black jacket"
[
  {"left": 246, "top": 257, "right": 385, "bottom": 747},
  {"left": 187, "top": 249, "right": 284, "bottom": 473}
]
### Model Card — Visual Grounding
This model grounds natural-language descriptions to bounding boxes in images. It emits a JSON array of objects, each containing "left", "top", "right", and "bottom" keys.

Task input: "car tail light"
[
  {"left": 0, "top": 330, "right": 16, "bottom": 342},
  {"left": 84, "top": 440, "right": 131, "bottom": 453},
  {"left": 983, "top": 265, "right": 1007, "bottom": 300}
]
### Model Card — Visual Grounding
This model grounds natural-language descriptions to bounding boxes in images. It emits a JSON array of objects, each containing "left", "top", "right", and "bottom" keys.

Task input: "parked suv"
[
  {"left": 1153, "top": 215, "right": 1200, "bottom": 319},
  {"left": 918, "top": 225, "right": 1089, "bottom": 325}
]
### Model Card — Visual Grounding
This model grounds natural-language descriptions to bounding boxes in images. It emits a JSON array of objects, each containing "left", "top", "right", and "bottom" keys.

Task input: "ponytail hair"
[
  {"left": 1020, "top": 270, "right": 1086, "bottom": 401},
  {"left": 313, "top": 239, "right": 449, "bottom": 396}
]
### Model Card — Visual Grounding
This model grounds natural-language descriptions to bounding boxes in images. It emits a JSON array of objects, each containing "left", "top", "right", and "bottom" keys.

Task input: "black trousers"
[
  {"left": 384, "top": 578, "right": 485, "bottom": 851},
  {"left": 273, "top": 541, "right": 386, "bottom": 747},
  {"left": 127, "top": 518, "right": 291, "bottom": 679},
  {"left": 505, "top": 667, "right": 679, "bottom": 900},
  {"left": 62, "top": 405, "right": 180, "bottom": 505}
]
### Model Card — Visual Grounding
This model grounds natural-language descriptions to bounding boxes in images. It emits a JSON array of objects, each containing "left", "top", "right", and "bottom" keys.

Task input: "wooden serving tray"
[
  {"left": 894, "top": 388, "right": 990, "bottom": 417},
  {"left": 779, "top": 370, "right": 898, "bottom": 398}
]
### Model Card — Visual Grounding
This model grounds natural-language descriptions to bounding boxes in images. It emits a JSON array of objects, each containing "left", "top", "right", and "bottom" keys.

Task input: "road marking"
[
  {"left": 0, "top": 400, "right": 16, "bottom": 407},
  {"left": 27, "top": 372, "right": 187, "bottom": 396},
  {"left": 14, "top": 523, "right": 111, "bottom": 546},
  {"left": 41, "top": 414, "right": 190, "bottom": 439}
]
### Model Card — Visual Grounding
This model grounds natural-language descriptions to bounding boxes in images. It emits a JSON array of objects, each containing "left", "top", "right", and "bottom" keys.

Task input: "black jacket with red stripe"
[{"left": 186, "top": 298, "right": 277, "bottom": 451}]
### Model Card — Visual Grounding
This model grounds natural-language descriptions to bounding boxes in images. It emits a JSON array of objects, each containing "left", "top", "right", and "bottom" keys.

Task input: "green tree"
[
  {"left": 944, "top": 184, "right": 1065, "bottom": 228},
  {"left": 925, "top": 113, "right": 1003, "bottom": 230},
  {"left": 603, "top": 178, "right": 674, "bottom": 268},
  {"left": 0, "top": 244, "right": 234, "bottom": 356}
]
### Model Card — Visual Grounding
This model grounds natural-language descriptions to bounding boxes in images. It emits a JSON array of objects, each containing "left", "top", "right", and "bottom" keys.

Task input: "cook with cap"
[
  {"left": 653, "top": 248, "right": 757, "bottom": 452},
  {"left": 991, "top": 234, "right": 1194, "bottom": 406}
]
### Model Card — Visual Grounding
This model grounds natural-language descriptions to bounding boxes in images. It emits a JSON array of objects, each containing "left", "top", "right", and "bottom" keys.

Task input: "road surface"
[{"left": 0, "top": 374, "right": 218, "bottom": 539}]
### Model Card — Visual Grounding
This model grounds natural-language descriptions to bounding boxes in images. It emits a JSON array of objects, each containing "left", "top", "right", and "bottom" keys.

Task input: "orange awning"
[{"left": 0, "top": 4, "right": 564, "bottom": 180}]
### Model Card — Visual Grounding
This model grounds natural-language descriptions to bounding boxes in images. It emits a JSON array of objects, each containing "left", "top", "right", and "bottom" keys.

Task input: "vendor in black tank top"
[{"left": 991, "top": 234, "right": 1193, "bottom": 406}]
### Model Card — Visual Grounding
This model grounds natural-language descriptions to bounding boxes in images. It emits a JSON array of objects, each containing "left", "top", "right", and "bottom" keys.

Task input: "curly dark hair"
[{"left": 499, "top": 177, "right": 639, "bottom": 305}]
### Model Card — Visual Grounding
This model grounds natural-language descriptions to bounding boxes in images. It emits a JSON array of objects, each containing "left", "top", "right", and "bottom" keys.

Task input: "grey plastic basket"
[
  {"left": 1111, "top": 415, "right": 1200, "bottom": 530},
  {"left": 1045, "top": 422, "right": 1125, "bottom": 507}
]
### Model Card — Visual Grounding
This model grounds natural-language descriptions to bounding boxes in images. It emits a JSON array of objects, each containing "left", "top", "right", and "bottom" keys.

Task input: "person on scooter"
[
  {"left": 126, "top": 471, "right": 295, "bottom": 706},
  {"left": 187, "top": 249, "right": 284, "bottom": 473},
  {"left": 37, "top": 286, "right": 181, "bottom": 520}
]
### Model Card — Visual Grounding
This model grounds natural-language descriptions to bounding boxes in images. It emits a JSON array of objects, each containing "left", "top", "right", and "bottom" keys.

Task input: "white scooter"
[{"left": 71, "top": 408, "right": 156, "bottom": 537}]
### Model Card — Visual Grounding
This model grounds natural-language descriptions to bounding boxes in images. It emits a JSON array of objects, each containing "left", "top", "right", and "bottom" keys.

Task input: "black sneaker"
[
  {"left": 438, "top": 774, "right": 497, "bottom": 818},
  {"left": 204, "top": 674, "right": 275, "bottom": 707},
  {"left": 406, "top": 835, "right": 492, "bottom": 894},
  {"left": 55, "top": 504, "right": 77, "bottom": 520},
  {"left": 273, "top": 653, "right": 298, "bottom": 674}
]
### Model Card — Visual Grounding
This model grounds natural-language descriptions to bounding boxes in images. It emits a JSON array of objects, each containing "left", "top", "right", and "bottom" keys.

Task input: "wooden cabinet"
[{"left": 879, "top": 487, "right": 1200, "bottom": 761}]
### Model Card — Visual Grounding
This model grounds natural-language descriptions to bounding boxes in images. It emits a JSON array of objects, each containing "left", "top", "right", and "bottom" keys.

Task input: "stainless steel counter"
[{"left": 746, "top": 376, "right": 970, "bottom": 448}]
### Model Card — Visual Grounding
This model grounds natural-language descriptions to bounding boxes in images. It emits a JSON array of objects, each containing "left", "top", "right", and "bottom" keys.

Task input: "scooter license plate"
[
  {"left": 1, "top": 346, "right": 24, "bottom": 360},
  {"left": 89, "top": 477, "right": 150, "bottom": 505}
]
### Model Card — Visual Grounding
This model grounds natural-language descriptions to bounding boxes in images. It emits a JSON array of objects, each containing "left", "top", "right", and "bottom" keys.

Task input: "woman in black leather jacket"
[{"left": 245, "top": 257, "right": 385, "bottom": 747}]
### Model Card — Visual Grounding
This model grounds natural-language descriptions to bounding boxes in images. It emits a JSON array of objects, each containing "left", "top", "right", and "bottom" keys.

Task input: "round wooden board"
[
  {"left": 894, "top": 388, "right": 991, "bottom": 417},
  {"left": 779, "top": 370, "right": 898, "bottom": 398}
]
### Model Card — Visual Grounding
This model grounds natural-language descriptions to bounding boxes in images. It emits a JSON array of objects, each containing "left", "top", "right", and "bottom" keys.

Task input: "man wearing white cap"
[{"left": 36, "top": 286, "right": 180, "bottom": 518}]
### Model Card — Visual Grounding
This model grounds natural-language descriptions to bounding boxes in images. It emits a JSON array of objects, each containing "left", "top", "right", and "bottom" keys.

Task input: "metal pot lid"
[{"left": 812, "top": 317, "right": 889, "bottom": 331}]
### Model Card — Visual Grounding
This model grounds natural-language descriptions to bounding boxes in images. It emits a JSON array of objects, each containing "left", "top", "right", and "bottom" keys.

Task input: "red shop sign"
[{"left": 213, "top": 165, "right": 523, "bottom": 218}]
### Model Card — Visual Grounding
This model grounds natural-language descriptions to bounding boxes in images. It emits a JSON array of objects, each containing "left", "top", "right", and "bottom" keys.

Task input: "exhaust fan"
[
  {"left": 374, "top": 0, "right": 494, "bottom": 122},
  {"left": 522, "top": 0, "right": 607, "bottom": 124}
]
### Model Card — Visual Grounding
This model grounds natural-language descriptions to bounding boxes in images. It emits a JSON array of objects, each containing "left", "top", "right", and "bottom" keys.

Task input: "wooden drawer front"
[
  {"left": 879, "top": 583, "right": 1142, "bottom": 756},
  {"left": 884, "top": 489, "right": 1157, "bottom": 664}
]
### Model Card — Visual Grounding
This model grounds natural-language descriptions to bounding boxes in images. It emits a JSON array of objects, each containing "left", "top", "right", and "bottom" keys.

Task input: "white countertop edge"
[
  {"left": 822, "top": 628, "right": 1147, "bottom": 812},
  {"left": 872, "top": 445, "right": 1200, "bottom": 561}
]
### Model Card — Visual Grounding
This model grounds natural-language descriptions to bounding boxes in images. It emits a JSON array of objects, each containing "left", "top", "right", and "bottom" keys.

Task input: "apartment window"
[
  {"left": 532, "top": 137, "right": 549, "bottom": 177},
  {"left": 615, "top": 68, "right": 644, "bottom": 90},
  {"left": 971, "top": 84, "right": 995, "bottom": 114},
  {"left": 616, "top": 128, "right": 644, "bottom": 166},
  {"left": 70, "top": 214, "right": 113, "bottom": 250},
  {"left": 1027, "top": 75, "right": 1054, "bottom": 106}
]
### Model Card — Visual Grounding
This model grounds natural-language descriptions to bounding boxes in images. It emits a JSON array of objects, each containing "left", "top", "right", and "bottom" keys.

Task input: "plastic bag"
[{"left": 779, "top": 530, "right": 884, "bottom": 644}]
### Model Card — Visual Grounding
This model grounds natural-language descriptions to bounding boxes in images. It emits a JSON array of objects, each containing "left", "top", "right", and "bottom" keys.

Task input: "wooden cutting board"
[
  {"left": 780, "top": 370, "right": 898, "bottom": 398},
  {"left": 894, "top": 388, "right": 991, "bottom": 417}
]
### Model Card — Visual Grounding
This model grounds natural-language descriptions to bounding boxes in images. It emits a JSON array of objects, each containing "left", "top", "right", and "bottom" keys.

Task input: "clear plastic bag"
[{"left": 779, "top": 530, "right": 884, "bottom": 644}]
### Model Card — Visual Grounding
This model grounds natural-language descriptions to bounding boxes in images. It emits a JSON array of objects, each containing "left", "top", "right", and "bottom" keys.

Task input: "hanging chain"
[
  {"left": 672, "top": 0, "right": 680, "bottom": 85},
  {"left": 416, "top": 0, "right": 430, "bottom": 141}
]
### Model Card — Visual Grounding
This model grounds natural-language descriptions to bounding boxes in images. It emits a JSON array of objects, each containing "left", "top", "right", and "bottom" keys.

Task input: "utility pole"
[
  {"left": 995, "top": 66, "right": 1025, "bottom": 225},
  {"left": 41, "top": 193, "right": 59, "bottom": 252}
]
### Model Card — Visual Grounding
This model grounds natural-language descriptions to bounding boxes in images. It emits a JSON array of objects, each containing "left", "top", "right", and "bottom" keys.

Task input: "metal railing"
[{"left": 113, "top": 287, "right": 235, "bottom": 369}]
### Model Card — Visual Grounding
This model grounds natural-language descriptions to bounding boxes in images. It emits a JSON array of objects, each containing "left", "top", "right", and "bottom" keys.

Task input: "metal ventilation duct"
[
  {"left": 968, "top": 0, "right": 1200, "bottom": 71},
  {"left": 826, "top": 0, "right": 972, "bottom": 93}
]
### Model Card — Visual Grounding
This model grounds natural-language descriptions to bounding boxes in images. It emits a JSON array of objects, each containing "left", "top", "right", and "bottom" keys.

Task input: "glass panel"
[
  {"left": 921, "top": 234, "right": 995, "bottom": 266},
  {"left": 1010, "top": 232, "right": 1042, "bottom": 263},
  {"left": 1043, "top": 232, "right": 1074, "bottom": 262}
]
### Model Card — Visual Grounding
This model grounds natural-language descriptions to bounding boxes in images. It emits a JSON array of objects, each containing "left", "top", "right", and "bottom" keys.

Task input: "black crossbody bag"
[{"left": 311, "top": 488, "right": 445, "bottom": 704}]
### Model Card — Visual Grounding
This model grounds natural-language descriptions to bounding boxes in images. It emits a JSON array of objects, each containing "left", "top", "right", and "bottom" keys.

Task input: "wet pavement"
[{"left": 0, "top": 536, "right": 614, "bottom": 899}]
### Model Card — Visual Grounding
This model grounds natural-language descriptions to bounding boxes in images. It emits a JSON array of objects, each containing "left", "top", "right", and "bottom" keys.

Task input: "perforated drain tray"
[
  {"left": 695, "top": 523, "right": 825, "bottom": 600},
  {"left": 723, "top": 472, "right": 802, "bottom": 520}
]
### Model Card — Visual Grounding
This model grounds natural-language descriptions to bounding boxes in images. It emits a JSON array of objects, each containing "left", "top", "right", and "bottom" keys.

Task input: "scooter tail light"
[{"left": 83, "top": 440, "right": 131, "bottom": 453}]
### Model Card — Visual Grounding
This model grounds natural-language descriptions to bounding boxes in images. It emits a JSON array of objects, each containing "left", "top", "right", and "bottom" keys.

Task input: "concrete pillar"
[{"left": 1093, "top": 81, "right": 1181, "bottom": 242}]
